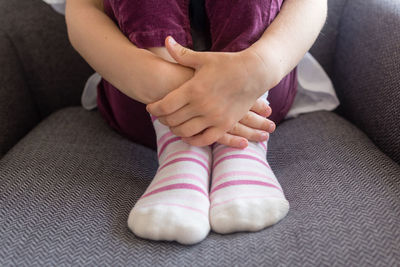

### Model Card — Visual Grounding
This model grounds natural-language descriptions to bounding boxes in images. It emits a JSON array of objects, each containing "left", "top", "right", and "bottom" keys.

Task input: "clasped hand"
[{"left": 147, "top": 36, "right": 274, "bottom": 148}]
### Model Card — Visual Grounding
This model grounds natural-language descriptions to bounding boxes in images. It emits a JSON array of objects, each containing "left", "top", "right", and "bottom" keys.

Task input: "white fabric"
[
  {"left": 81, "top": 73, "right": 102, "bottom": 110},
  {"left": 43, "top": 0, "right": 65, "bottom": 14},
  {"left": 44, "top": 1, "right": 340, "bottom": 117},
  {"left": 210, "top": 140, "right": 289, "bottom": 234},
  {"left": 286, "top": 53, "right": 340, "bottom": 119},
  {"left": 43, "top": 0, "right": 65, "bottom": 3},
  {"left": 128, "top": 116, "right": 212, "bottom": 245}
]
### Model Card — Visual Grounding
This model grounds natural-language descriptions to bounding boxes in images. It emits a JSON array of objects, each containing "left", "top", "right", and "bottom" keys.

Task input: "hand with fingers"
[
  {"left": 157, "top": 97, "right": 276, "bottom": 148},
  {"left": 214, "top": 99, "right": 276, "bottom": 148},
  {"left": 147, "top": 36, "right": 278, "bottom": 147}
]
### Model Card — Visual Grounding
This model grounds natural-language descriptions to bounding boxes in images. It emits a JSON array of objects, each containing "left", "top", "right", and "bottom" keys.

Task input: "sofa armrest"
[
  {"left": 333, "top": 0, "right": 400, "bottom": 164},
  {"left": 0, "top": 0, "right": 93, "bottom": 119},
  {"left": 0, "top": 30, "right": 39, "bottom": 158}
]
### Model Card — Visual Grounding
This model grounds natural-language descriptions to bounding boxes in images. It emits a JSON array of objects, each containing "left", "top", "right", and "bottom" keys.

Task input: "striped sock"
[
  {"left": 127, "top": 115, "right": 212, "bottom": 245},
  {"left": 209, "top": 140, "right": 289, "bottom": 234}
]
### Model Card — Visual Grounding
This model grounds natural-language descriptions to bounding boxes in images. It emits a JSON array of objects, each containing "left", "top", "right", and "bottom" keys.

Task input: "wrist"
[
  {"left": 140, "top": 57, "right": 194, "bottom": 103},
  {"left": 242, "top": 41, "right": 284, "bottom": 95},
  {"left": 163, "top": 63, "right": 194, "bottom": 93}
]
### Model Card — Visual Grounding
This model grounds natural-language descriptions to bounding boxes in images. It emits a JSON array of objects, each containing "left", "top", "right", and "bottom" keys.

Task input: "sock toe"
[
  {"left": 128, "top": 205, "right": 210, "bottom": 245},
  {"left": 210, "top": 197, "right": 289, "bottom": 234}
]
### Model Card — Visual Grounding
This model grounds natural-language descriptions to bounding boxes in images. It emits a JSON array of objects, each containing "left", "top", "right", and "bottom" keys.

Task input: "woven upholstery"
[{"left": 1, "top": 108, "right": 399, "bottom": 266}]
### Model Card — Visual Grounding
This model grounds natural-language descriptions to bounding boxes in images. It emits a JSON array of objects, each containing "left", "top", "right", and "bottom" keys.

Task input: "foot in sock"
[
  {"left": 209, "top": 141, "right": 289, "bottom": 234},
  {"left": 128, "top": 115, "right": 212, "bottom": 245}
]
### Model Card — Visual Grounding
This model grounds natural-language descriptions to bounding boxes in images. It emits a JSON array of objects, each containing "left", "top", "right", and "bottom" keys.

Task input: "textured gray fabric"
[
  {"left": 0, "top": 0, "right": 93, "bottom": 118},
  {"left": 0, "top": 30, "right": 39, "bottom": 158},
  {"left": 309, "top": 0, "right": 347, "bottom": 78},
  {"left": 334, "top": 0, "right": 400, "bottom": 164},
  {"left": 1, "top": 108, "right": 399, "bottom": 266}
]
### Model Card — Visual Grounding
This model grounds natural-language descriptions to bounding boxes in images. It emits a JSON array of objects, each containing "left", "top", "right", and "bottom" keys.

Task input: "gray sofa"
[{"left": 1, "top": 0, "right": 399, "bottom": 266}]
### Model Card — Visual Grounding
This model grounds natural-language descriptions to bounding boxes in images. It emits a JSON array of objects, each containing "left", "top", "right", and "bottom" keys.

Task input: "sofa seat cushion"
[{"left": 1, "top": 107, "right": 399, "bottom": 266}]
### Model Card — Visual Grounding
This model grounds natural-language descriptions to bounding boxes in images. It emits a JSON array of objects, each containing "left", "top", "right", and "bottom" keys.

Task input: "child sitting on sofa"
[{"left": 65, "top": 0, "right": 327, "bottom": 244}]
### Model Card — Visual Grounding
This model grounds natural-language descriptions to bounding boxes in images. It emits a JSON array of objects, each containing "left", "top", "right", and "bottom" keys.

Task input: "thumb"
[{"left": 165, "top": 36, "right": 202, "bottom": 69}]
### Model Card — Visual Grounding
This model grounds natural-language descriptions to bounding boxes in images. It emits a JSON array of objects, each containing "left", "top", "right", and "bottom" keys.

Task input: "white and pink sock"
[
  {"left": 128, "top": 115, "right": 212, "bottom": 245},
  {"left": 209, "top": 140, "right": 289, "bottom": 234}
]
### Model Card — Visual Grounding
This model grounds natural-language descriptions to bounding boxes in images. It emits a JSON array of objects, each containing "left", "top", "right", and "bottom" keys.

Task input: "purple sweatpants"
[{"left": 97, "top": 0, "right": 297, "bottom": 150}]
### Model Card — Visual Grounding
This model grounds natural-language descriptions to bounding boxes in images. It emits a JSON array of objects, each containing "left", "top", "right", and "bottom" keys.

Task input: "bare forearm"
[
  {"left": 65, "top": 0, "right": 193, "bottom": 104},
  {"left": 247, "top": 0, "right": 327, "bottom": 91}
]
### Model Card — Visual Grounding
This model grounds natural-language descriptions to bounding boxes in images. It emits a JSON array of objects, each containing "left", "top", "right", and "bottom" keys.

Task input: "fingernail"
[
  {"left": 269, "top": 122, "right": 275, "bottom": 132},
  {"left": 168, "top": 36, "right": 177, "bottom": 46},
  {"left": 260, "top": 132, "right": 269, "bottom": 141},
  {"left": 239, "top": 140, "right": 248, "bottom": 148}
]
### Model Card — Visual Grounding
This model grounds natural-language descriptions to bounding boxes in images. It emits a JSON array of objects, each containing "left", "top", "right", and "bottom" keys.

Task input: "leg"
[
  {"left": 98, "top": 0, "right": 194, "bottom": 149},
  {"left": 128, "top": 116, "right": 212, "bottom": 244},
  {"left": 100, "top": 0, "right": 211, "bottom": 244},
  {"left": 210, "top": 142, "right": 289, "bottom": 234},
  {"left": 209, "top": 93, "right": 289, "bottom": 234},
  {"left": 106, "top": 0, "right": 193, "bottom": 49},
  {"left": 204, "top": 1, "right": 292, "bottom": 233}
]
